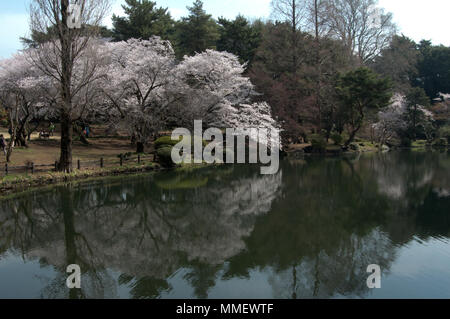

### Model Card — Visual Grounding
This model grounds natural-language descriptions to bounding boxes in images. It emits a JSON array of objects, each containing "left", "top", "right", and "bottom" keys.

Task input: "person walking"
[
  {"left": 0, "top": 134, "right": 6, "bottom": 156},
  {"left": 7, "top": 128, "right": 14, "bottom": 148},
  {"left": 49, "top": 122, "right": 55, "bottom": 137}
]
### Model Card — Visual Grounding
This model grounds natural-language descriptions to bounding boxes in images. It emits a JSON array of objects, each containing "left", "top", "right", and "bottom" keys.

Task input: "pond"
[{"left": 0, "top": 150, "right": 449, "bottom": 299}]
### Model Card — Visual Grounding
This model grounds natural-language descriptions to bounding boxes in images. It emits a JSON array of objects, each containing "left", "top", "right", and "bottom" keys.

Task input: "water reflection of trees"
[
  {"left": 370, "top": 151, "right": 450, "bottom": 242},
  {"left": 0, "top": 165, "right": 282, "bottom": 298},
  {"left": 225, "top": 152, "right": 450, "bottom": 298},
  {"left": 0, "top": 151, "right": 449, "bottom": 299}
]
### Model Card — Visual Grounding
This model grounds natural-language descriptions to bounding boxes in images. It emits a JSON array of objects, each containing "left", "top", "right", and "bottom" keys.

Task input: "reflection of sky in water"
[
  {"left": 2, "top": 236, "right": 450, "bottom": 299},
  {"left": 368, "top": 237, "right": 450, "bottom": 299},
  {"left": 0, "top": 254, "right": 57, "bottom": 299},
  {"left": 158, "top": 266, "right": 275, "bottom": 299},
  {"left": 125, "top": 237, "right": 450, "bottom": 299}
]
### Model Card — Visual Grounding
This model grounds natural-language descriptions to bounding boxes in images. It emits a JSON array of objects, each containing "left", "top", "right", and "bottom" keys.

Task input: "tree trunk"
[
  {"left": 345, "top": 127, "right": 359, "bottom": 148},
  {"left": 58, "top": 0, "right": 74, "bottom": 173},
  {"left": 6, "top": 110, "right": 18, "bottom": 163},
  {"left": 136, "top": 141, "right": 145, "bottom": 154},
  {"left": 292, "top": 0, "right": 297, "bottom": 74},
  {"left": 5, "top": 140, "right": 13, "bottom": 163},
  {"left": 59, "top": 113, "right": 73, "bottom": 172},
  {"left": 15, "top": 133, "right": 27, "bottom": 147},
  {"left": 313, "top": 0, "right": 321, "bottom": 130}
]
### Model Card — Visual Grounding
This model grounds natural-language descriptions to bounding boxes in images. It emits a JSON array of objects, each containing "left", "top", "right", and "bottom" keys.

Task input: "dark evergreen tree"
[
  {"left": 335, "top": 67, "right": 393, "bottom": 146},
  {"left": 174, "top": 0, "right": 219, "bottom": 57},
  {"left": 415, "top": 41, "right": 450, "bottom": 99},
  {"left": 216, "top": 16, "right": 263, "bottom": 65},
  {"left": 405, "top": 87, "right": 431, "bottom": 140},
  {"left": 112, "top": 0, "right": 175, "bottom": 41}
]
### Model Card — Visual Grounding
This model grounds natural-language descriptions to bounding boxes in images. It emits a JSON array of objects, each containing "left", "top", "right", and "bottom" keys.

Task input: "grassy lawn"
[{"left": 0, "top": 128, "right": 136, "bottom": 168}]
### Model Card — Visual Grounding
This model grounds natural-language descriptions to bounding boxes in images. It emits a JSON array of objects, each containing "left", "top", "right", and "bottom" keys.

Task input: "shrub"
[
  {"left": 310, "top": 134, "right": 327, "bottom": 152},
  {"left": 156, "top": 146, "right": 176, "bottom": 168},
  {"left": 439, "top": 126, "right": 450, "bottom": 143},
  {"left": 155, "top": 135, "right": 207, "bottom": 150},
  {"left": 0, "top": 108, "right": 7, "bottom": 127},
  {"left": 349, "top": 142, "right": 360, "bottom": 152},
  {"left": 154, "top": 136, "right": 182, "bottom": 149},
  {"left": 330, "top": 133, "right": 343, "bottom": 145},
  {"left": 400, "top": 137, "right": 412, "bottom": 148},
  {"left": 432, "top": 138, "right": 448, "bottom": 147}
]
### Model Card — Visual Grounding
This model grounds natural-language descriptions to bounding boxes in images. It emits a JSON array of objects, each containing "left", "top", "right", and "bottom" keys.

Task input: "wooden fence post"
[{"left": 0, "top": 154, "right": 153, "bottom": 177}]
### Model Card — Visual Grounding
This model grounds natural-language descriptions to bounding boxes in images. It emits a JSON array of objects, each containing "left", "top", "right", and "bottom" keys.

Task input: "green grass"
[
  {"left": 0, "top": 162, "right": 158, "bottom": 195},
  {"left": 348, "top": 139, "right": 379, "bottom": 152},
  {"left": 411, "top": 140, "right": 429, "bottom": 148},
  {"left": 1, "top": 173, "right": 33, "bottom": 183}
]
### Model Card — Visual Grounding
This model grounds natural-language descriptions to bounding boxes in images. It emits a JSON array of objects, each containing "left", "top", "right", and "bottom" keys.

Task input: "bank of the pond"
[
  {"left": 284, "top": 138, "right": 449, "bottom": 159},
  {"left": 0, "top": 148, "right": 390, "bottom": 198},
  {"left": 284, "top": 140, "right": 381, "bottom": 159},
  {"left": 0, "top": 163, "right": 161, "bottom": 198},
  {"left": 2, "top": 145, "right": 448, "bottom": 198},
  {"left": 0, "top": 161, "right": 225, "bottom": 199}
]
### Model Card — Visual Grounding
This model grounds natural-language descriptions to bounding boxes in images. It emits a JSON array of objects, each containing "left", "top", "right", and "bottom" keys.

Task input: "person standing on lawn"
[
  {"left": 7, "top": 127, "right": 14, "bottom": 148},
  {"left": 49, "top": 122, "right": 55, "bottom": 137},
  {"left": 0, "top": 135, "right": 6, "bottom": 156}
]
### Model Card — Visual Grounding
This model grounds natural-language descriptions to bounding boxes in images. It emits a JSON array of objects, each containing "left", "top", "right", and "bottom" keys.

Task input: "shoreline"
[
  {"left": 0, "top": 163, "right": 162, "bottom": 199},
  {"left": 2, "top": 146, "right": 448, "bottom": 199},
  {"left": 0, "top": 161, "right": 223, "bottom": 199}
]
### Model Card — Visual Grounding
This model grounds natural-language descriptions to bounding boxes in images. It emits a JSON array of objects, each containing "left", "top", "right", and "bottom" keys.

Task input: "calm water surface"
[{"left": 0, "top": 150, "right": 449, "bottom": 299}]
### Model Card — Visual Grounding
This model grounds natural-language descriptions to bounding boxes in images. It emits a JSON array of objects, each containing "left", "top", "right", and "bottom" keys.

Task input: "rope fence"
[{"left": 1, "top": 153, "right": 155, "bottom": 177}]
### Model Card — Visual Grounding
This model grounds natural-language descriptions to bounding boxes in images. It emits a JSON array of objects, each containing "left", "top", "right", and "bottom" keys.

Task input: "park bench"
[{"left": 39, "top": 131, "right": 51, "bottom": 140}]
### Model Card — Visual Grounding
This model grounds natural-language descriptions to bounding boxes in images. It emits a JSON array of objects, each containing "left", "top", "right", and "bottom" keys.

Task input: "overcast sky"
[{"left": 1, "top": 0, "right": 449, "bottom": 58}]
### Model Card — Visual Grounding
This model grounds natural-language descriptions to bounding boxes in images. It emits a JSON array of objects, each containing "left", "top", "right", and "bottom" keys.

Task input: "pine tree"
[
  {"left": 112, "top": 0, "right": 175, "bottom": 41},
  {"left": 217, "top": 16, "right": 263, "bottom": 65},
  {"left": 174, "top": 0, "right": 219, "bottom": 57}
]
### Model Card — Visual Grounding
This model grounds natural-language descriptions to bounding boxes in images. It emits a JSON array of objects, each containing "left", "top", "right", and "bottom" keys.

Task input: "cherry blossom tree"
[
  {"left": 174, "top": 50, "right": 255, "bottom": 127},
  {"left": 373, "top": 93, "right": 434, "bottom": 145},
  {"left": 372, "top": 94, "right": 407, "bottom": 146},
  {"left": 29, "top": 0, "right": 112, "bottom": 172},
  {"left": 169, "top": 49, "right": 282, "bottom": 148},
  {"left": 102, "top": 38, "right": 281, "bottom": 152},
  {"left": 100, "top": 37, "right": 178, "bottom": 153},
  {"left": 0, "top": 52, "right": 45, "bottom": 161}
]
